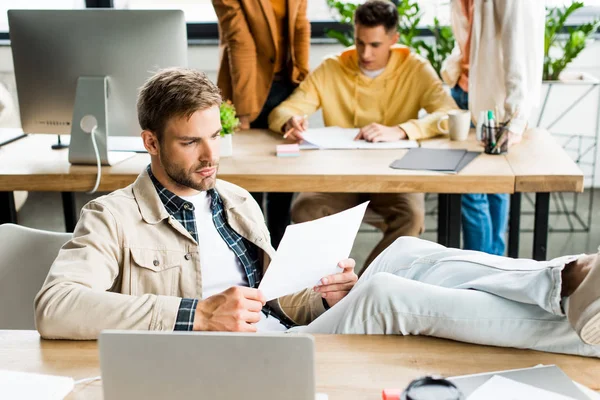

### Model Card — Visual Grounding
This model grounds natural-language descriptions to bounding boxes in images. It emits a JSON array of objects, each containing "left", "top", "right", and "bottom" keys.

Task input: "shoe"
[{"left": 567, "top": 252, "right": 600, "bottom": 345}]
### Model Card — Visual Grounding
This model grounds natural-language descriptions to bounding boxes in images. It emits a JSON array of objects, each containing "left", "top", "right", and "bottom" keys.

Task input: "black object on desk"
[{"left": 389, "top": 148, "right": 480, "bottom": 174}]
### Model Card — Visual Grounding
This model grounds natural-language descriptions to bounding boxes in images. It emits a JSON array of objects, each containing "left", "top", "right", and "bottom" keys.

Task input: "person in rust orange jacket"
[{"left": 212, "top": 0, "right": 310, "bottom": 249}]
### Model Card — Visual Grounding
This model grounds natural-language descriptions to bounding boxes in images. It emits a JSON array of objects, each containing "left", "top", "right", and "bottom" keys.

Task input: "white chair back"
[{"left": 0, "top": 224, "right": 71, "bottom": 329}]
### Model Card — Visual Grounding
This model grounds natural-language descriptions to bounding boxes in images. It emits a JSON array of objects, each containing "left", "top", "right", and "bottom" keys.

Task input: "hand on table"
[
  {"left": 355, "top": 123, "right": 407, "bottom": 142},
  {"left": 238, "top": 115, "right": 251, "bottom": 130}
]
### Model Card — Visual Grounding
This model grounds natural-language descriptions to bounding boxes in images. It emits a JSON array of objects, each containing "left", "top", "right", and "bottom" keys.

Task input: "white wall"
[{"left": 1, "top": 41, "right": 600, "bottom": 186}]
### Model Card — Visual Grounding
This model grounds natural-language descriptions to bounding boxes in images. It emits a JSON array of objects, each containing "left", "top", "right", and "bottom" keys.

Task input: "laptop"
[{"left": 99, "top": 331, "right": 315, "bottom": 400}]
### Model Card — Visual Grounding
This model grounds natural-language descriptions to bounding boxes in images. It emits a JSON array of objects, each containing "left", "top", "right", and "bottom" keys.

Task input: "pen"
[
  {"left": 488, "top": 110, "right": 496, "bottom": 147},
  {"left": 283, "top": 114, "right": 308, "bottom": 139},
  {"left": 491, "top": 109, "right": 519, "bottom": 153}
]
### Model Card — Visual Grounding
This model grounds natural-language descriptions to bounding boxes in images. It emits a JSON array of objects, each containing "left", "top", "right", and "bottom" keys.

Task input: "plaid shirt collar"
[{"left": 146, "top": 165, "right": 222, "bottom": 215}]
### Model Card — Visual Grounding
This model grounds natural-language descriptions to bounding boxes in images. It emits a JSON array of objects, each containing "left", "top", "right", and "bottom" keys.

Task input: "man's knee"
[
  {"left": 361, "top": 272, "right": 399, "bottom": 302},
  {"left": 387, "top": 203, "right": 425, "bottom": 237}
]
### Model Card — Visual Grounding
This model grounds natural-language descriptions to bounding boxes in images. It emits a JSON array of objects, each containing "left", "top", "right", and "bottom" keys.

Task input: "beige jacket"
[
  {"left": 35, "top": 170, "right": 326, "bottom": 340},
  {"left": 441, "top": 0, "right": 545, "bottom": 135}
]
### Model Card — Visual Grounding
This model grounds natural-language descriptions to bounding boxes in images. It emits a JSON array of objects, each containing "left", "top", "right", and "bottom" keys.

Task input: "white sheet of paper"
[
  {"left": 301, "top": 127, "right": 418, "bottom": 150},
  {"left": 258, "top": 201, "right": 369, "bottom": 301},
  {"left": 0, "top": 369, "right": 74, "bottom": 400},
  {"left": 573, "top": 382, "right": 600, "bottom": 400},
  {"left": 467, "top": 375, "right": 577, "bottom": 400}
]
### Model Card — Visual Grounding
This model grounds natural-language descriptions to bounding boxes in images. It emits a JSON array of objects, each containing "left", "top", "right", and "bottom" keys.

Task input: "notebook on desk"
[
  {"left": 449, "top": 365, "right": 590, "bottom": 399},
  {"left": 389, "top": 148, "right": 480, "bottom": 174},
  {"left": 0, "top": 369, "right": 74, "bottom": 400}
]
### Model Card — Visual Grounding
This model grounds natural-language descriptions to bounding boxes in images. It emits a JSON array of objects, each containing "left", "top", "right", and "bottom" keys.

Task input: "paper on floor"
[
  {"left": 301, "top": 127, "right": 418, "bottom": 150},
  {"left": 258, "top": 202, "right": 369, "bottom": 301},
  {"left": 0, "top": 369, "right": 74, "bottom": 400},
  {"left": 467, "top": 375, "right": 577, "bottom": 400}
]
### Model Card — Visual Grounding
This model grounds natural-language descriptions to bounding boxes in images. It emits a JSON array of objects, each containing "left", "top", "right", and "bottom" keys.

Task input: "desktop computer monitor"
[{"left": 8, "top": 9, "right": 188, "bottom": 164}]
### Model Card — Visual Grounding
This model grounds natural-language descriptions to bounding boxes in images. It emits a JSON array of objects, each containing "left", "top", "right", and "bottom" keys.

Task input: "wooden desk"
[
  {"left": 0, "top": 129, "right": 583, "bottom": 259},
  {"left": 0, "top": 131, "right": 514, "bottom": 193},
  {"left": 1, "top": 330, "right": 598, "bottom": 399}
]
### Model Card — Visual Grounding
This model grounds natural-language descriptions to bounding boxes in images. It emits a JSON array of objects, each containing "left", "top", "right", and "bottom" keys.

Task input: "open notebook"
[{"left": 301, "top": 127, "right": 418, "bottom": 150}]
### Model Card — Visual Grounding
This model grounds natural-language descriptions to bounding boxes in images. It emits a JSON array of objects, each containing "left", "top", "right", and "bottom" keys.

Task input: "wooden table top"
[
  {"left": 1, "top": 330, "right": 598, "bottom": 399},
  {"left": 0, "top": 129, "right": 582, "bottom": 194},
  {"left": 507, "top": 128, "right": 585, "bottom": 193}
]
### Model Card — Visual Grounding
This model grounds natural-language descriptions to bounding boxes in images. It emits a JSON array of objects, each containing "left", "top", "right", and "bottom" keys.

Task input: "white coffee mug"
[{"left": 437, "top": 110, "right": 471, "bottom": 141}]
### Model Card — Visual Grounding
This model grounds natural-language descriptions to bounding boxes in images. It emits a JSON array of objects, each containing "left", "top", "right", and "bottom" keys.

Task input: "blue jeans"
[{"left": 451, "top": 86, "right": 509, "bottom": 255}]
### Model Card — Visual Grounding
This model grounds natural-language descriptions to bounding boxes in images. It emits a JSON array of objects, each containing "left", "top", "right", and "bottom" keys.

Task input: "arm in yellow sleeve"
[
  {"left": 268, "top": 62, "right": 325, "bottom": 133},
  {"left": 399, "top": 61, "right": 459, "bottom": 141}
]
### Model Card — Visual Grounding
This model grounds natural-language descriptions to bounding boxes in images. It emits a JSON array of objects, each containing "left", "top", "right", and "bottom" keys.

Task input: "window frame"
[{"left": 2, "top": 1, "right": 598, "bottom": 44}]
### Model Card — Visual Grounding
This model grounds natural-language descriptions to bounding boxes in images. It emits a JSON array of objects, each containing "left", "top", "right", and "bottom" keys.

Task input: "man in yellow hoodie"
[{"left": 268, "top": 0, "right": 458, "bottom": 269}]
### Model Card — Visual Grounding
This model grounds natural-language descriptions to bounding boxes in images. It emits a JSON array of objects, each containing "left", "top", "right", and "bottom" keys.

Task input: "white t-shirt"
[
  {"left": 360, "top": 67, "right": 386, "bottom": 79},
  {"left": 180, "top": 191, "right": 287, "bottom": 332}
]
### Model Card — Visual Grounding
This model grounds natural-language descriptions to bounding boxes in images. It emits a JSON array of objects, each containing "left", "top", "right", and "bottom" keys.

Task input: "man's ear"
[
  {"left": 141, "top": 130, "right": 159, "bottom": 156},
  {"left": 390, "top": 31, "right": 399, "bottom": 44}
]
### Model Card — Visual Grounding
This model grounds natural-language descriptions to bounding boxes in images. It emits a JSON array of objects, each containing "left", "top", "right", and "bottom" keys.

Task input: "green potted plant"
[
  {"left": 220, "top": 100, "right": 239, "bottom": 157},
  {"left": 544, "top": 1, "right": 600, "bottom": 82}
]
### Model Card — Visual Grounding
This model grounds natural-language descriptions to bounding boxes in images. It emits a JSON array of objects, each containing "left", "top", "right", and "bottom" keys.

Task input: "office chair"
[{"left": 0, "top": 224, "right": 71, "bottom": 329}]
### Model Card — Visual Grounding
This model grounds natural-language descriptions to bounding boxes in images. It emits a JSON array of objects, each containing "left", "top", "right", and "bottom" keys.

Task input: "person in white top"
[{"left": 441, "top": 0, "right": 545, "bottom": 256}]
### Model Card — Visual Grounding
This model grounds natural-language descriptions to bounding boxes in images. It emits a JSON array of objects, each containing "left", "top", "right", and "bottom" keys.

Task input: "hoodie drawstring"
[{"left": 353, "top": 73, "right": 359, "bottom": 128}]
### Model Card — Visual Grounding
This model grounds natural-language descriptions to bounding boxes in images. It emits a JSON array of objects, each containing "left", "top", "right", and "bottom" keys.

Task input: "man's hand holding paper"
[{"left": 314, "top": 258, "right": 358, "bottom": 307}]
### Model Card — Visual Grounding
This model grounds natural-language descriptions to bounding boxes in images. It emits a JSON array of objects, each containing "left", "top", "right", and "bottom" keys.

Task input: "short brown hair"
[
  {"left": 137, "top": 67, "right": 222, "bottom": 141},
  {"left": 354, "top": 0, "right": 398, "bottom": 33}
]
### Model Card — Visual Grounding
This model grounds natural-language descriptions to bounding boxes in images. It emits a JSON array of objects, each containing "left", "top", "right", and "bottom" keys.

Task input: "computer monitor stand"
[
  {"left": 68, "top": 76, "right": 136, "bottom": 166},
  {"left": 51, "top": 135, "right": 68, "bottom": 150}
]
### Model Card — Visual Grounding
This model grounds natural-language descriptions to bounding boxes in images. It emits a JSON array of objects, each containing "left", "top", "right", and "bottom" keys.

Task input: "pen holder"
[{"left": 482, "top": 123, "right": 508, "bottom": 155}]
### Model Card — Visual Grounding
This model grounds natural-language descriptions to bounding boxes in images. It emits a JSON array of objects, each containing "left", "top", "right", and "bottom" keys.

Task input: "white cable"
[
  {"left": 87, "top": 125, "right": 102, "bottom": 194},
  {"left": 74, "top": 375, "right": 102, "bottom": 385}
]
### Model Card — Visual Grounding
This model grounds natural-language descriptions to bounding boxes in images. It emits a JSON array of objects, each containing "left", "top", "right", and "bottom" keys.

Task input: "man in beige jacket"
[
  {"left": 35, "top": 68, "right": 358, "bottom": 339},
  {"left": 34, "top": 68, "right": 600, "bottom": 359}
]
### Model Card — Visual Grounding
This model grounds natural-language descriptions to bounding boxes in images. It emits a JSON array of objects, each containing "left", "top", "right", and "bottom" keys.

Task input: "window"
[
  {"left": 1, "top": 0, "right": 85, "bottom": 32},
  {"left": 113, "top": 0, "right": 217, "bottom": 23},
  {"left": 3, "top": 0, "right": 599, "bottom": 41}
]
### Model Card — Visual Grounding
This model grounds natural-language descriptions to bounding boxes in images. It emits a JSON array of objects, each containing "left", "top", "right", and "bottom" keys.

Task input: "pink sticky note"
[{"left": 276, "top": 144, "right": 300, "bottom": 153}]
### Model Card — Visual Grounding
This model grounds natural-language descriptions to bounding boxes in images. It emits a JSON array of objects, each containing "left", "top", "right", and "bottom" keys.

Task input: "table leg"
[
  {"left": 447, "top": 194, "right": 462, "bottom": 249},
  {"left": 437, "top": 194, "right": 449, "bottom": 246},
  {"left": 533, "top": 192, "right": 550, "bottom": 261},
  {"left": 62, "top": 192, "right": 77, "bottom": 233},
  {"left": 508, "top": 193, "right": 522, "bottom": 258},
  {"left": 0, "top": 191, "right": 17, "bottom": 224}
]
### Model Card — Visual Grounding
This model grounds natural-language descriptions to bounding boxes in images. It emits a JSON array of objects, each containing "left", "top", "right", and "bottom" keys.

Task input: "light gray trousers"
[{"left": 294, "top": 237, "right": 600, "bottom": 358}]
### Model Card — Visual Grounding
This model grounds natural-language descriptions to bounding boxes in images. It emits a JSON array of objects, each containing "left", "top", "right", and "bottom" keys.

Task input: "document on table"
[
  {"left": 301, "top": 127, "right": 418, "bottom": 150},
  {"left": 450, "top": 364, "right": 590, "bottom": 400},
  {"left": 258, "top": 202, "right": 369, "bottom": 301},
  {"left": 467, "top": 375, "right": 577, "bottom": 400},
  {"left": 0, "top": 369, "right": 74, "bottom": 400}
]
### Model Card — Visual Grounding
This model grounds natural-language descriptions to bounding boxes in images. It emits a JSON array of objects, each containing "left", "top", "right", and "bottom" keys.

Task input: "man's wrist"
[
  {"left": 396, "top": 126, "right": 408, "bottom": 139},
  {"left": 192, "top": 300, "right": 207, "bottom": 331},
  {"left": 174, "top": 298, "right": 199, "bottom": 331}
]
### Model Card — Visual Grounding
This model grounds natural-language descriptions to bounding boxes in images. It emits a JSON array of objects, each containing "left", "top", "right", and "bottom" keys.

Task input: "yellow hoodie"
[{"left": 268, "top": 45, "right": 458, "bottom": 140}]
